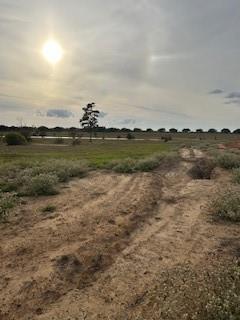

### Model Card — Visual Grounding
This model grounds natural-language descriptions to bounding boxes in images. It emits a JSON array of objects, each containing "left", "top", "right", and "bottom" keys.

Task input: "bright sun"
[{"left": 42, "top": 39, "right": 63, "bottom": 65}]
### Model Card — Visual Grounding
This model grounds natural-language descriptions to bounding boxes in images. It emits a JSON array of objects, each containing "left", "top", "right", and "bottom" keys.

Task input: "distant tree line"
[{"left": 0, "top": 125, "right": 240, "bottom": 136}]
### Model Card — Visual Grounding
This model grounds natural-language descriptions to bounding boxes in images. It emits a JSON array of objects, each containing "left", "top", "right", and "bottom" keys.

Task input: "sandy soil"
[{"left": 0, "top": 149, "right": 239, "bottom": 320}]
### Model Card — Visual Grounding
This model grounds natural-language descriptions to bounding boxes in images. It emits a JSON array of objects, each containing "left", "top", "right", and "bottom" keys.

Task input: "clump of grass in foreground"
[
  {"left": 107, "top": 153, "right": 179, "bottom": 173},
  {"left": 215, "top": 153, "right": 240, "bottom": 169},
  {"left": 188, "top": 158, "right": 216, "bottom": 179},
  {"left": 23, "top": 174, "right": 59, "bottom": 196},
  {"left": 0, "top": 160, "right": 88, "bottom": 196},
  {"left": 133, "top": 261, "right": 240, "bottom": 320},
  {"left": 0, "top": 192, "right": 18, "bottom": 221},
  {"left": 209, "top": 186, "right": 240, "bottom": 222}
]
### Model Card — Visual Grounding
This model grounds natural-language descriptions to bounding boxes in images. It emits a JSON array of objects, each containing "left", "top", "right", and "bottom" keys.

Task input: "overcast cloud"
[
  {"left": 0, "top": 0, "right": 240, "bottom": 129},
  {"left": 46, "top": 109, "right": 74, "bottom": 118}
]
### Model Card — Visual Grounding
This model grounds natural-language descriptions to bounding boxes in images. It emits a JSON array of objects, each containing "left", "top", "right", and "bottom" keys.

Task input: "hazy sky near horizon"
[{"left": 0, "top": 0, "right": 240, "bottom": 129}]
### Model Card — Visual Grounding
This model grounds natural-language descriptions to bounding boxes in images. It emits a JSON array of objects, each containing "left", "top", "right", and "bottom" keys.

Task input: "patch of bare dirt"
[
  {"left": 0, "top": 151, "right": 239, "bottom": 320},
  {"left": 180, "top": 147, "right": 192, "bottom": 159}
]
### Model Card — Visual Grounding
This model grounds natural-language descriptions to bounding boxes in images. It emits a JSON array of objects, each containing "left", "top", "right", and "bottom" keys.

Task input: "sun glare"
[{"left": 42, "top": 39, "right": 63, "bottom": 65}]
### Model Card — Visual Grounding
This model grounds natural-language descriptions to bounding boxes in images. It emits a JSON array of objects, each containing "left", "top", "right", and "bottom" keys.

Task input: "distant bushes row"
[{"left": 2, "top": 124, "right": 240, "bottom": 134}]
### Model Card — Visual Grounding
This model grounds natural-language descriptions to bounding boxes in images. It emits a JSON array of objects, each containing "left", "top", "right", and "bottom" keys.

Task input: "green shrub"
[
  {"left": 188, "top": 158, "right": 216, "bottom": 179},
  {"left": 216, "top": 153, "right": 240, "bottom": 169},
  {"left": 4, "top": 132, "right": 27, "bottom": 145},
  {"left": 0, "top": 160, "right": 88, "bottom": 195},
  {"left": 41, "top": 160, "right": 88, "bottom": 182},
  {"left": 134, "top": 155, "right": 163, "bottom": 171},
  {"left": 23, "top": 174, "right": 59, "bottom": 196},
  {"left": 209, "top": 187, "right": 240, "bottom": 222},
  {"left": 0, "top": 177, "right": 21, "bottom": 192},
  {"left": 233, "top": 168, "right": 240, "bottom": 184},
  {"left": 111, "top": 158, "right": 137, "bottom": 173},
  {"left": 108, "top": 153, "right": 179, "bottom": 174},
  {"left": 0, "top": 192, "right": 17, "bottom": 221}
]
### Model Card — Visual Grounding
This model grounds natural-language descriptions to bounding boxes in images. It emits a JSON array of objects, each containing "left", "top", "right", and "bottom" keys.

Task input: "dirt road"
[{"left": 0, "top": 150, "right": 238, "bottom": 320}]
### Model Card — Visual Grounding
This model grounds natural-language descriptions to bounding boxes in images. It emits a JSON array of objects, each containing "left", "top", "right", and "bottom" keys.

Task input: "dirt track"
[{"left": 0, "top": 149, "right": 239, "bottom": 320}]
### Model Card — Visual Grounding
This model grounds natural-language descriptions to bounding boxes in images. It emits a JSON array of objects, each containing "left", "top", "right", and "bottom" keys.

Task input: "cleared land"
[{"left": 0, "top": 139, "right": 239, "bottom": 319}]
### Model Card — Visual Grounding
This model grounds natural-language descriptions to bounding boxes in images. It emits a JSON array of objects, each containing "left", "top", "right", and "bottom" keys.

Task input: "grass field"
[{"left": 0, "top": 139, "right": 172, "bottom": 167}]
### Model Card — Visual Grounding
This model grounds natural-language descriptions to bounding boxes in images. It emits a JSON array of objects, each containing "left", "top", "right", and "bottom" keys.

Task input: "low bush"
[
  {"left": 4, "top": 132, "right": 27, "bottom": 146},
  {"left": 0, "top": 192, "right": 17, "bottom": 221},
  {"left": 108, "top": 153, "right": 179, "bottom": 174},
  {"left": 209, "top": 186, "right": 240, "bottom": 222},
  {"left": 0, "top": 160, "right": 88, "bottom": 196},
  {"left": 216, "top": 153, "right": 240, "bottom": 169},
  {"left": 134, "top": 156, "right": 160, "bottom": 171},
  {"left": 188, "top": 158, "right": 216, "bottom": 179},
  {"left": 23, "top": 173, "right": 59, "bottom": 196},
  {"left": 42, "top": 160, "right": 88, "bottom": 182},
  {"left": 110, "top": 158, "right": 136, "bottom": 173}
]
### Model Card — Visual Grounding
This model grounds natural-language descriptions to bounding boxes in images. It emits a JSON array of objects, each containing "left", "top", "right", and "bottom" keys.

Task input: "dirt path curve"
[{"left": 0, "top": 150, "right": 238, "bottom": 320}]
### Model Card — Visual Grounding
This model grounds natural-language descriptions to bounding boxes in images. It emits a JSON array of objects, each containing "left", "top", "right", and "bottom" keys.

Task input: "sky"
[{"left": 0, "top": 0, "right": 240, "bottom": 130}]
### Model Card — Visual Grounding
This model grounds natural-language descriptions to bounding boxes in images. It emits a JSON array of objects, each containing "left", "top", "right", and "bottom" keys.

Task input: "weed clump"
[
  {"left": 209, "top": 186, "right": 240, "bottom": 222},
  {"left": 40, "top": 160, "right": 88, "bottom": 182},
  {"left": 0, "top": 192, "right": 17, "bottom": 221},
  {"left": 23, "top": 174, "right": 59, "bottom": 196},
  {"left": 216, "top": 153, "right": 240, "bottom": 169},
  {"left": 188, "top": 158, "right": 216, "bottom": 179},
  {"left": 108, "top": 153, "right": 179, "bottom": 173},
  {"left": 109, "top": 158, "right": 136, "bottom": 173},
  {"left": 0, "top": 160, "right": 88, "bottom": 196},
  {"left": 136, "top": 261, "right": 240, "bottom": 320}
]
